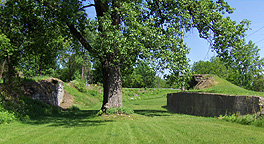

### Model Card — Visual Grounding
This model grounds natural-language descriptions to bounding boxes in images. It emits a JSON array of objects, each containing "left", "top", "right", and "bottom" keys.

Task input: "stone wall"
[
  {"left": 21, "top": 78, "right": 64, "bottom": 106},
  {"left": 167, "top": 92, "right": 263, "bottom": 117}
]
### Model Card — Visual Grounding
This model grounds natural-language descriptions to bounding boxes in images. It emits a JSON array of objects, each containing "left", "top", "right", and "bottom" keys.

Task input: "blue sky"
[
  {"left": 84, "top": 0, "right": 264, "bottom": 65},
  {"left": 186, "top": 0, "right": 264, "bottom": 64}
]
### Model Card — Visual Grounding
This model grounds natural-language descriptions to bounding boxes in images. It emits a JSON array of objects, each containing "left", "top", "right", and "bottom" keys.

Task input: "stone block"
[{"left": 167, "top": 92, "right": 261, "bottom": 117}]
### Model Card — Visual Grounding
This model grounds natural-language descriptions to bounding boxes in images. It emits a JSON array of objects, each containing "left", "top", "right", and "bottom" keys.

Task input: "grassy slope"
[
  {"left": 64, "top": 83, "right": 102, "bottom": 110},
  {"left": 1, "top": 81, "right": 264, "bottom": 143},
  {"left": 190, "top": 76, "right": 264, "bottom": 97}
]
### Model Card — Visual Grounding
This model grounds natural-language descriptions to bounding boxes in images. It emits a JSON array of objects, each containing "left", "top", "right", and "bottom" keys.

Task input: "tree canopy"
[{"left": 0, "top": 0, "right": 258, "bottom": 111}]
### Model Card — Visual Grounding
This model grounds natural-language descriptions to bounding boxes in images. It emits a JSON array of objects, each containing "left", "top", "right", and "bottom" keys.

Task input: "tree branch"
[
  {"left": 80, "top": 4, "right": 95, "bottom": 10},
  {"left": 66, "top": 23, "right": 92, "bottom": 52}
]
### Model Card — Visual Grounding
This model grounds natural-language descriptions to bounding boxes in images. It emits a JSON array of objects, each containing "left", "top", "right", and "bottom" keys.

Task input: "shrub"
[
  {"left": 118, "top": 107, "right": 134, "bottom": 115},
  {"left": 0, "top": 106, "right": 16, "bottom": 124},
  {"left": 253, "top": 118, "right": 264, "bottom": 127},
  {"left": 106, "top": 107, "right": 118, "bottom": 115},
  {"left": 71, "top": 79, "right": 87, "bottom": 92},
  {"left": 219, "top": 113, "right": 264, "bottom": 127},
  {"left": 106, "top": 107, "right": 134, "bottom": 115}
]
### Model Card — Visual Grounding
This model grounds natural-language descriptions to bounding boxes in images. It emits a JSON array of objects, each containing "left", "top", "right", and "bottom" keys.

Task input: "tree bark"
[
  {"left": 101, "top": 59, "right": 123, "bottom": 111},
  {"left": 81, "top": 65, "right": 84, "bottom": 80},
  {"left": 0, "top": 59, "right": 6, "bottom": 79},
  {"left": 35, "top": 55, "right": 38, "bottom": 76},
  {"left": 7, "top": 54, "right": 14, "bottom": 84},
  {"left": 58, "top": 54, "right": 61, "bottom": 73}
]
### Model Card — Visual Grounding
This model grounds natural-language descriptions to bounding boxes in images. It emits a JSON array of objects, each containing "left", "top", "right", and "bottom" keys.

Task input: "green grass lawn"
[
  {"left": 1, "top": 76, "right": 264, "bottom": 144},
  {"left": 1, "top": 85, "right": 264, "bottom": 143}
]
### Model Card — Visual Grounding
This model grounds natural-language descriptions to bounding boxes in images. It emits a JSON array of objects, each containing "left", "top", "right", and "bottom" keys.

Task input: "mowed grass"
[
  {"left": 1, "top": 86, "right": 264, "bottom": 144},
  {"left": 122, "top": 88, "right": 180, "bottom": 101}
]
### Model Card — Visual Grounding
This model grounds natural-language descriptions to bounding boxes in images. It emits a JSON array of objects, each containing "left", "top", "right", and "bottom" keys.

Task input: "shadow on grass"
[
  {"left": 134, "top": 105, "right": 173, "bottom": 117},
  {"left": 24, "top": 110, "right": 113, "bottom": 128}
]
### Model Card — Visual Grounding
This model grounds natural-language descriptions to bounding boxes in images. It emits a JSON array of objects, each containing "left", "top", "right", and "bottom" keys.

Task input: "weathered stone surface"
[
  {"left": 259, "top": 97, "right": 264, "bottom": 115},
  {"left": 167, "top": 92, "right": 262, "bottom": 117},
  {"left": 21, "top": 78, "right": 64, "bottom": 106}
]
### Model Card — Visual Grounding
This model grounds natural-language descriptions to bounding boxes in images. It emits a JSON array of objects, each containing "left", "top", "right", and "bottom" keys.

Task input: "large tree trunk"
[
  {"left": 67, "top": 0, "right": 123, "bottom": 111},
  {"left": 101, "top": 59, "right": 123, "bottom": 111},
  {"left": 102, "top": 0, "right": 122, "bottom": 111}
]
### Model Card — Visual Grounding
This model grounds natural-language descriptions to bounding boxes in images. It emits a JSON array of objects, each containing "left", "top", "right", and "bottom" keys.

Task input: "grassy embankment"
[
  {"left": 190, "top": 76, "right": 264, "bottom": 97},
  {"left": 1, "top": 76, "right": 264, "bottom": 143}
]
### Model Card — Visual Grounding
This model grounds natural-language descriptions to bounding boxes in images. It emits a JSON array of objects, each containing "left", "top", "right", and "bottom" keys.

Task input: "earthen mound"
[{"left": 188, "top": 74, "right": 217, "bottom": 89}]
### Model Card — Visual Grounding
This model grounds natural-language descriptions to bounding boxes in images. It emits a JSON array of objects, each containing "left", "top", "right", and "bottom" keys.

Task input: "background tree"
[
  {"left": 226, "top": 40, "right": 264, "bottom": 90},
  {"left": 0, "top": 33, "right": 11, "bottom": 80},
  {"left": 122, "top": 60, "right": 156, "bottom": 88},
  {"left": 91, "top": 60, "right": 103, "bottom": 84},
  {"left": 252, "top": 75, "right": 264, "bottom": 92},
  {"left": 0, "top": 0, "right": 65, "bottom": 83},
  {"left": 192, "top": 57, "right": 233, "bottom": 79}
]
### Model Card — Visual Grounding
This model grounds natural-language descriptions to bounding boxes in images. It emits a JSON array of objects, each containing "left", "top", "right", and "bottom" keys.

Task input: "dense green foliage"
[
  {"left": 122, "top": 61, "right": 156, "bottom": 88},
  {"left": 0, "top": 0, "right": 65, "bottom": 82},
  {"left": 225, "top": 41, "right": 264, "bottom": 90},
  {"left": 0, "top": 104, "right": 16, "bottom": 124},
  {"left": 70, "top": 79, "right": 88, "bottom": 93},
  {"left": 252, "top": 75, "right": 264, "bottom": 92},
  {"left": 192, "top": 57, "right": 233, "bottom": 79}
]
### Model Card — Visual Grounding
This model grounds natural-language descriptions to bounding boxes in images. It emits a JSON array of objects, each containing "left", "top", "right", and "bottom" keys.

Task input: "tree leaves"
[{"left": 1, "top": 0, "right": 261, "bottom": 90}]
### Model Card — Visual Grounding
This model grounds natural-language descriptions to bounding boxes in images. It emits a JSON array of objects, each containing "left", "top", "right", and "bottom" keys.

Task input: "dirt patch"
[
  {"left": 188, "top": 74, "right": 218, "bottom": 89},
  {"left": 195, "top": 76, "right": 218, "bottom": 89},
  {"left": 59, "top": 91, "right": 74, "bottom": 109}
]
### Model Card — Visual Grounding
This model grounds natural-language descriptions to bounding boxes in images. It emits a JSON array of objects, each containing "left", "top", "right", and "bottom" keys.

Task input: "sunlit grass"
[
  {"left": 190, "top": 76, "right": 264, "bottom": 97},
  {"left": 21, "top": 75, "right": 52, "bottom": 82},
  {"left": 122, "top": 88, "right": 180, "bottom": 102},
  {"left": 64, "top": 83, "right": 102, "bottom": 110},
  {"left": 1, "top": 96, "right": 264, "bottom": 144},
  {"left": 1, "top": 76, "right": 264, "bottom": 143}
]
